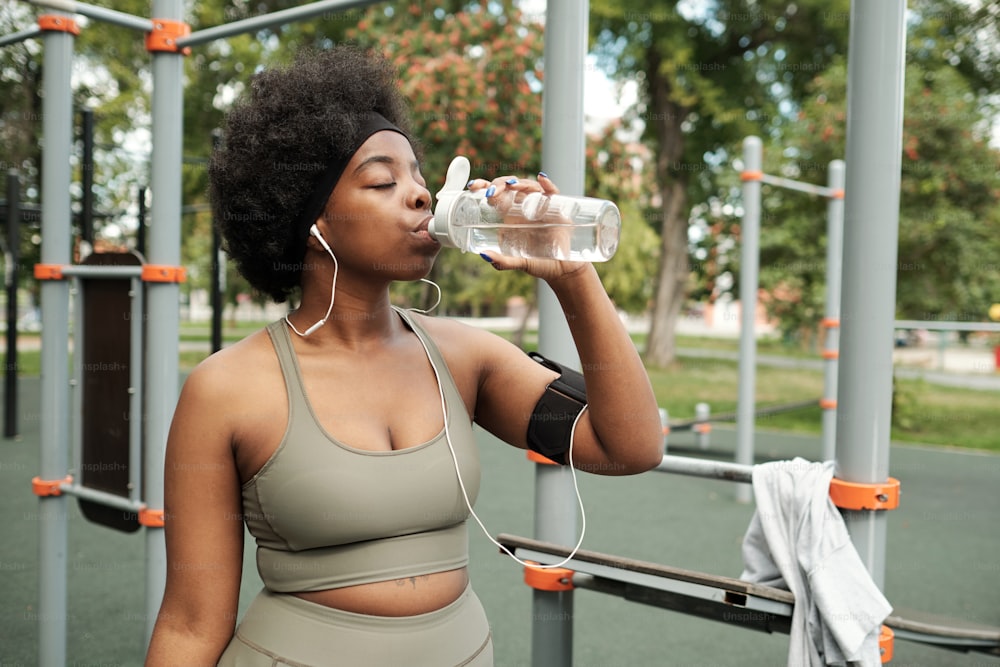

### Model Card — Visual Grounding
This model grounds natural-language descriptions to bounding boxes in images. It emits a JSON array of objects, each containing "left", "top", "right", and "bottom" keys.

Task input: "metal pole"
[
  {"left": 0, "top": 25, "right": 43, "bottom": 47},
  {"left": 5, "top": 170, "right": 20, "bottom": 439},
  {"left": 144, "top": 0, "right": 184, "bottom": 644},
  {"left": 37, "top": 13, "right": 75, "bottom": 666},
  {"left": 80, "top": 107, "right": 94, "bottom": 245},
  {"left": 137, "top": 186, "right": 147, "bottom": 257},
  {"left": 26, "top": 0, "right": 155, "bottom": 32},
  {"left": 654, "top": 454, "right": 754, "bottom": 484},
  {"left": 177, "top": 0, "right": 375, "bottom": 48},
  {"left": 735, "top": 136, "right": 762, "bottom": 504},
  {"left": 836, "top": 0, "right": 907, "bottom": 589},
  {"left": 532, "top": 0, "right": 589, "bottom": 664},
  {"left": 210, "top": 130, "right": 223, "bottom": 353},
  {"left": 821, "top": 161, "right": 845, "bottom": 462},
  {"left": 759, "top": 173, "right": 838, "bottom": 199},
  {"left": 694, "top": 402, "right": 710, "bottom": 450}
]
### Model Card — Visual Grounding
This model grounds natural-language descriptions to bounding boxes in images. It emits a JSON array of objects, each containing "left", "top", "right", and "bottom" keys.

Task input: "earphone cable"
[{"left": 413, "top": 319, "right": 587, "bottom": 570}]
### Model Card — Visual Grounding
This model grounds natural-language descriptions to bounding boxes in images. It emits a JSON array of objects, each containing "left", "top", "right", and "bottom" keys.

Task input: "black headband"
[{"left": 296, "top": 111, "right": 409, "bottom": 238}]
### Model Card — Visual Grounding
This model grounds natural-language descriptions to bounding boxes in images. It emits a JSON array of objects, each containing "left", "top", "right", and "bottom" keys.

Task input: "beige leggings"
[{"left": 217, "top": 584, "right": 493, "bottom": 667}]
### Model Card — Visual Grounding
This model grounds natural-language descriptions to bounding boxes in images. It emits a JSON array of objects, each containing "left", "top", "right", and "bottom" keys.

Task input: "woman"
[{"left": 145, "top": 45, "right": 663, "bottom": 666}]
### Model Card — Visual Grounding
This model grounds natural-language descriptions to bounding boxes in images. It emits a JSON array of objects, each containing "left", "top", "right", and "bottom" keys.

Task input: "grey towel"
[{"left": 740, "top": 458, "right": 893, "bottom": 666}]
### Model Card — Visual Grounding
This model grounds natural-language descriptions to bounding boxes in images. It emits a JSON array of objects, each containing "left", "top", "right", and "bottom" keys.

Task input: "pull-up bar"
[
  {"left": 24, "top": 0, "right": 374, "bottom": 43},
  {"left": 25, "top": 0, "right": 155, "bottom": 32},
  {"left": 735, "top": 138, "right": 846, "bottom": 502}
]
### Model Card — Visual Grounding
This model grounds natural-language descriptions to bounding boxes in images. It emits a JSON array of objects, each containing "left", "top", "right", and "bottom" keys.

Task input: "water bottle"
[{"left": 428, "top": 156, "right": 621, "bottom": 262}]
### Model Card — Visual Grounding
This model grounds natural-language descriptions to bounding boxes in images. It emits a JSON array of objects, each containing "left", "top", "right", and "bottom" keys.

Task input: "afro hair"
[{"left": 210, "top": 45, "right": 414, "bottom": 303}]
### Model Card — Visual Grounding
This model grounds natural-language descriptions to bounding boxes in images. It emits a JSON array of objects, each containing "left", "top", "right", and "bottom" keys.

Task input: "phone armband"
[{"left": 526, "top": 352, "right": 588, "bottom": 465}]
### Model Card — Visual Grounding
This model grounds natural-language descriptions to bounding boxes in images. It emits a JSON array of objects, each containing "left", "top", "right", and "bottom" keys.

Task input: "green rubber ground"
[{"left": 1, "top": 376, "right": 997, "bottom": 666}]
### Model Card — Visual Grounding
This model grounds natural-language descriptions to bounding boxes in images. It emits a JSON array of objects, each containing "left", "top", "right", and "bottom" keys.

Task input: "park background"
[{"left": 1, "top": 0, "right": 999, "bottom": 665}]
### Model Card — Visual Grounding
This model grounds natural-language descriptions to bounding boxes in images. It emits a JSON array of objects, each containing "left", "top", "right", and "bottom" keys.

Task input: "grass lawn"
[{"left": 650, "top": 355, "right": 1000, "bottom": 452}]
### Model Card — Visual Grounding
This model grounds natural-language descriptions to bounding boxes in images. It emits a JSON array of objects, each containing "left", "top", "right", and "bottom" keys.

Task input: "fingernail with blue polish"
[
  {"left": 466, "top": 180, "right": 475, "bottom": 188},
  {"left": 479, "top": 253, "right": 493, "bottom": 263},
  {"left": 484, "top": 185, "right": 496, "bottom": 197},
  {"left": 505, "top": 178, "right": 518, "bottom": 185},
  {"left": 538, "top": 171, "right": 548, "bottom": 179}
]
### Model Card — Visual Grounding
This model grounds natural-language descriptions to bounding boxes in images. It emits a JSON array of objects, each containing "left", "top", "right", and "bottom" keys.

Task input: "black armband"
[{"left": 526, "top": 352, "right": 588, "bottom": 465}]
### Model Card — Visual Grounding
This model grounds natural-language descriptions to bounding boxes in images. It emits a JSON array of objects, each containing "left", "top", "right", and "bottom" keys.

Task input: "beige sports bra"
[{"left": 240, "top": 307, "right": 481, "bottom": 592}]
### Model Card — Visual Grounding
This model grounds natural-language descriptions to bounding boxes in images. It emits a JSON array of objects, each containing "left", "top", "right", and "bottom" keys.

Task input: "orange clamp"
[
  {"left": 145, "top": 19, "right": 191, "bottom": 55},
  {"left": 38, "top": 15, "right": 81, "bottom": 35},
  {"left": 831, "top": 188, "right": 846, "bottom": 200},
  {"left": 34, "top": 264, "right": 65, "bottom": 281},
  {"left": 821, "top": 349, "right": 840, "bottom": 360},
  {"left": 524, "top": 562, "right": 574, "bottom": 592},
  {"left": 829, "top": 477, "right": 900, "bottom": 511},
  {"left": 694, "top": 422, "right": 712, "bottom": 434},
  {"left": 879, "top": 625, "right": 894, "bottom": 663},
  {"left": 821, "top": 318, "right": 840, "bottom": 329},
  {"left": 141, "top": 264, "right": 187, "bottom": 283},
  {"left": 138, "top": 507, "right": 165, "bottom": 528},
  {"left": 740, "top": 170, "right": 764, "bottom": 182},
  {"left": 819, "top": 398, "right": 838, "bottom": 410},
  {"left": 32, "top": 475, "right": 73, "bottom": 497},
  {"left": 526, "top": 450, "right": 560, "bottom": 466},
  {"left": 662, "top": 425, "right": 671, "bottom": 436}
]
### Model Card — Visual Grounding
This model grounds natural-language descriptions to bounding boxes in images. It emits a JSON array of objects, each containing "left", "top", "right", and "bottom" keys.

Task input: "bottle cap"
[{"left": 430, "top": 156, "right": 473, "bottom": 248}]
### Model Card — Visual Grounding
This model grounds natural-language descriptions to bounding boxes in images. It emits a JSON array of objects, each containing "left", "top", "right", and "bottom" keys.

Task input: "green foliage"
[
  {"left": 679, "top": 0, "right": 1000, "bottom": 342},
  {"left": 589, "top": 0, "right": 853, "bottom": 365},
  {"left": 4, "top": 0, "right": 995, "bottom": 334},
  {"left": 585, "top": 120, "right": 660, "bottom": 312},
  {"left": 740, "top": 42, "right": 999, "bottom": 338}
]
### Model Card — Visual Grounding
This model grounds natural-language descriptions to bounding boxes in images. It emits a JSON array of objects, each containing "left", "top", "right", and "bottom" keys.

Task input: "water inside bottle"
[{"left": 454, "top": 193, "right": 620, "bottom": 261}]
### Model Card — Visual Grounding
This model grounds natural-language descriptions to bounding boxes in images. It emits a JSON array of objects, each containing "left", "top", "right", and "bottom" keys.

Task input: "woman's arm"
[
  {"left": 468, "top": 173, "right": 663, "bottom": 475},
  {"left": 544, "top": 264, "right": 664, "bottom": 473},
  {"left": 145, "top": 361, "right": 246, "bottom": 666},
  {"left": 469, "top": 266, "right": 663, "bottom": 475}
]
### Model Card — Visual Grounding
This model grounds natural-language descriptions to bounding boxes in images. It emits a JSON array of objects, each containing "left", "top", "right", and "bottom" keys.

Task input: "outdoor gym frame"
[
  {"left": 6, "top": 0, "right": 910, "bottom": 665},
  {"left": 512, "top": 0, "right": 908, "bottom": 662},
  {"left": 735, "top": 136, "right": 846, "bottom": 503},
  {"left": 9, "top": 1, "right": 393, "bottom": 664}
]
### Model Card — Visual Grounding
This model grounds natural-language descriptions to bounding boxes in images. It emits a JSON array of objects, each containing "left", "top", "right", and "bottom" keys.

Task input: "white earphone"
[{"left": 285, "top": 224, "right": 339, "bottom": 337}]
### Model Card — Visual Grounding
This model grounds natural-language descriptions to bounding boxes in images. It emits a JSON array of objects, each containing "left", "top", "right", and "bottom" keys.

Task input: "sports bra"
[{"left": 240, "top": 307, "right": 481, "bottom": 592}]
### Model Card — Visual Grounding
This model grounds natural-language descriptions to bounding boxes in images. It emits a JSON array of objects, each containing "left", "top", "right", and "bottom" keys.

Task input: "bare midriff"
[{"left": 290, "top": 567, "right": 468, "bottom": 616}]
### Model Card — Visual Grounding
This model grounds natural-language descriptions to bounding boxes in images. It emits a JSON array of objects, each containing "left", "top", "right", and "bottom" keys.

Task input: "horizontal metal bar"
[
  {"left": 0, "top": 25, "right": 43, "bottom": 47},
  {"left": 26, "top": 0, "right": 154, "bottom": 32},
  {"left": 894, "top": 320, "right": 1000, "bottom": 333},
  {"left": 59, "top": 265, "right": 144, "bottom": 279},
  {"left": 889, "top": 627, "right": 1000, "bottom": 651},
  {"left": 514, "top": 545, "right": 793, "bottom": 618},
  {"left": 654, "top": 454, "right": 753, "bottom": 484},
  {"left": 59, "top": 483, "right": 143, "bottom": 513},
  {"left": 179, "top": 0, "right": 376, "bottom": 47},
  {"left": 760, "top": 173, "right": 839, "bottom": 199}
]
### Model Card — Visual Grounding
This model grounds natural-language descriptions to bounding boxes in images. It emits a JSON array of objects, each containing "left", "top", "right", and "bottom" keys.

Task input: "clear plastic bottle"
[{"left": 428, "top": 156, "right": 621, "bottom": 262}]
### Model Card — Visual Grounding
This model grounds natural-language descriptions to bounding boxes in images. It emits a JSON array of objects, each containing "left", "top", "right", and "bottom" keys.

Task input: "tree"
[
  {"left": 699, "top": 0, "right": 1000, "bottom": 340},
  {"left": 589, "top": 0, "right": 851, "bottom": 366}
]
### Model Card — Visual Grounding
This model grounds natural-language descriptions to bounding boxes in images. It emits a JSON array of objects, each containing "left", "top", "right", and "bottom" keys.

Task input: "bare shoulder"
[
  {"left": 182, "top": 328, "right": 277, "bottom": 396},
  {"left": 405, "top": 312, "right": 551, "bottom": 391},
  {"left": 173, "top": 327, "right": 282, "bottom": 438},
  {"left": 404, "top": 313, "right": 516, "bottom": 369},
  {"left": 406, "top": 313, "right": 499, "bottom": 347}
]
